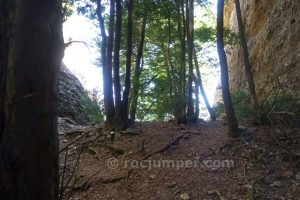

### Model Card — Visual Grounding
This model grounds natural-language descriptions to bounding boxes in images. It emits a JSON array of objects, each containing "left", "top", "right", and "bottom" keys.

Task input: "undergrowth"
[
  {"left": 80, "top": 94, "right": 104, "bottom": 123},
  {"left": 213, "top": 91, "right": 300, "bottom": 125}
]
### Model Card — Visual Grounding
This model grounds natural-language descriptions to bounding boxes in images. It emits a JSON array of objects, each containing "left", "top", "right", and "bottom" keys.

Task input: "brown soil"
[{"left": 59, "top": 120, "right": 300, "bottom": 200}]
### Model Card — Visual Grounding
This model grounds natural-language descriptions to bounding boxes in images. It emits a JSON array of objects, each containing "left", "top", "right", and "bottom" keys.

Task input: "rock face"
[
  {"left": 224, "top": 0, "right": 300, "bottom": 100},
  {"left": 58, "top": 65, "right": 89, "bottom": 124}
]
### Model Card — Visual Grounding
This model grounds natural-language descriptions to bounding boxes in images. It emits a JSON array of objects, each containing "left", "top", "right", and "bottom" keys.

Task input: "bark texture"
[
  {"left": 217, "top": 0, "right": 240, "bottom": 137},
  {"left": 186, "top": 0, "right": 195, "bottom": 121},
  {"left": 106, "top": 0, "right": 116, "bottom": 124},
  {"left": 174, "top": 0, "right": 187, "bottom": 124},
  {"left": 0, "top": 0, "right": 64, "bottom": 199},
  {"left": 122, "top": 0, "right": 134, "bottom": 123},
  {"left": 130, "top": 14, "right": 147, "bottom": 122},
  {"left": 113, "top": 0, "right": 123, "bottom": 126}
]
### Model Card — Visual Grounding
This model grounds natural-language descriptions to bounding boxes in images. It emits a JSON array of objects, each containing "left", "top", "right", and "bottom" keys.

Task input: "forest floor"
[{"left": 58, "top": 119, "right": 300, "bottom": 200}]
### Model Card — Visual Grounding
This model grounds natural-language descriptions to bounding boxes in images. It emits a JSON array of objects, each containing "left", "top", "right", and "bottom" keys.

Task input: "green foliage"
[
  {"left": 194, "top": 25, "right": 216, "bottom": 44},
  {"left": 271, "top": 95, "right": 300, "bottom": 112},
  {"left": 194, "top": 27, "right": 239, "bottom": 46},
  {"left": 213, "top": 91, "right": 254, "bottom": 120},
  {"left": 75, "top": 0, "right": 219, "bottom": 122},
  {"left": 259, "top": 95, "right": 300, "bottom": 125},
  {"left": 231, "top": 91, "right": 255, "bottom": 119},
  {"left": 80, "top": 94, "right": 104, "bottom": 123},
  {"left": 195, "top": 0, "right": 211, "bottom": 7},
  {"left": 212, "top": 102, "right": 225, "bottom": 119},
  {"left": 63, "top": 0, "right": 75, "bottom": 21},
  {"left": 224, "top": 29, "right": 239, "bottom": 45},
  {"left": 213, "top": 91, "right": 300, "bottom": 124}
]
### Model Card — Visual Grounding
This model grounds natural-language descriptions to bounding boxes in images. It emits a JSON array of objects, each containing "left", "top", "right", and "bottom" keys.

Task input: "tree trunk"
[
  {"left": 0, "top": 0, "right": 64, "bottom": 199},
  {"left": 113, "top": 0, "right": 123, "bottom": 127},
  {"left": 96, "top": 0, "right": 110, "bottom": 124},
  {"left": 174, "top": 0, "right": 187, "bottom": 124},
  {"left": 122, "top": 0, "right": 133, "bottom": 124},
  {"left": 186, "top": 0, "right": 195, "bottom": 121},
  {"left": 106, "top": 0, "right": 116, "bottom": 124},
  {"left": 162, "top": 44, "right": 173, "bottom": 105},
  {"left": 217, "top": 0, "right": 240, "bottom": 137},
  {"left": 194, "top": 75, "right": 200, "bottom": 118},
  {"left": 194, "top": 50, "right": 216, "bottom": 121},
  {"left": 234, "top": 0, "right": 258, "bottom": 113},
  {"left": 130, "top": 14, "right": 147, "bottom": 122},
  {"left": 167, "top": 17, "right": 175, "bottom": 98}
]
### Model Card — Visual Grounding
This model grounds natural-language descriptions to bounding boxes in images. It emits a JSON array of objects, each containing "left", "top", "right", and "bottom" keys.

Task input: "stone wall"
[{"left": 224, "top": 0, "right": 300, "bottom": 100}]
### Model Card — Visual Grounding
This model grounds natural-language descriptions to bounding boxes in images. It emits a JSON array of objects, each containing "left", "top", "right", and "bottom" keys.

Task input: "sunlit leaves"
[
  {"left": 72, "top": 0, "right": 219, "bottom": 121},
  {"left": 224, "top": 28, "right": 239, "bottom": 45}
]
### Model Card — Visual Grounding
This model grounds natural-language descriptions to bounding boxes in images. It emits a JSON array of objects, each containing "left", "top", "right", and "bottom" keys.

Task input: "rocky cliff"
[
  {"left": 224, "top": 0, "right": 300, "bottom": 100},
  {"left": 58, "top": 65, "right": 90, "bottom": 124}
]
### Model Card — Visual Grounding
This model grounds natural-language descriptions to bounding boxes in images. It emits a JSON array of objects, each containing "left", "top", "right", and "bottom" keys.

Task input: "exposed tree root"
[{"left": 74, "top": 173, "right": 127, "bottom": 192}]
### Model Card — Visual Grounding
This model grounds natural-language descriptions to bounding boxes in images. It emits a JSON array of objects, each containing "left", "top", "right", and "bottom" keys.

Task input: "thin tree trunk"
[
  {"left": 167, "top": 17, "right": 175, "bottom": 97},
  {"left": 174, "top": 0, "right": 187, "bottom": 123},
  {"left": 0, "top": 0, "right": 64, "bottom": 199},
  {"left": 122, "top": 0, "right": 133, "bottom": 123},
  {"left": 113, "top": 0, "right": 123, "bottom": 127},
  {"left": 186, "top": 0, "right": 195, "bottom": 121},
  {"left": 130, "top": 14, "right": 147, "bottom": 122},
  {"left": 181, "top": 0, "right": 187, "bottom": 104},
  {"left": 234, "top": 0, "right": 258, "bottom": 113},
  {"left": 193, "top": 50, "right": 216, "bottom": 121},
  {"left": 106, "top": 0, "right": 116, "bottom": 124},
  {"left": 194, "top": 75, "right": 200, "bottom": 118},
  {"left": 96, "top": 0, "right": 110, "bottom": 124},
  {"left": 217, "top": 0, "right": 240, "bottom": 137},
  {"left": 163, "top": 45, "right": 173, "bottom": 100},
  {"left": 162, "top": 42, "right": 173, "bottom": 106},
  {"left": 0, "top": 1, "right": 9, "bottom": 144}
]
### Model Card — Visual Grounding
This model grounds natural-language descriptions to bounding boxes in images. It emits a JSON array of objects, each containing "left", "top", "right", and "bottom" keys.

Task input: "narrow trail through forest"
[{"left": 59, "top": 120, "right": 300, "bottom": 200}]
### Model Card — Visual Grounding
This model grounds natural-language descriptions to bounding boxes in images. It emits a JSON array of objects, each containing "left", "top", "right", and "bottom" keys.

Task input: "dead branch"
[
  {"left": 140, "top": 74, "right": 159, "bottom": 87},
  {"left": 59, "top": 141, "right": 84, "bottom": 200},
  {"left": 88, "top": 146, "right": 101, "bottom": 160},
  {"left": 64, "top": 40, "right": 90, "bottom": 48},
  {"left": 74, "top": 173, "right": 127, "bottom": 192},
  {"left": 99, "top": 144, "right": 126, "bottom": 155},
  {"left": 59, "top": 130, "right": 92, "bottom": 154},
  {"left": 99, "top": 176, "right": 127, "bottom": 184},
  {"left": 59, "top": 146, "right": 69, "bottom": 200},
  {"left": 143, "top": 134, "right": 186, "bottom": 159}
]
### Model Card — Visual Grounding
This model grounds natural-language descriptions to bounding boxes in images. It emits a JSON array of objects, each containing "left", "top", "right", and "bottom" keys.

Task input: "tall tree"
[
  {"left": 174, "top": 0, "right": 187, "bottom": 123},
  {"left": 0, "top": 0, "right": 64, "bottom": 199},
  {"left": 130, "top": 14, "right": 147, "bottom": 122},
  {"left": 186, "top": 0, "right": 195, "bottom": 121},
  {"left": 217, "top": 0, "right": 240, "bottom": 137},
  {"left": 113, "top": 0, "right": 123, "bottom": 126},
  {"left": 96, "top": 0, "right": 108, "bottom": 123},
  {"left": 194, "top": 74, "right": 200, "bottom": 118},
  {"left": 166, "top": 17, "right": 175, "bottom": 100},
  {"left": 97, "top": 0, "right": 115, "bottom": 125},
  {"left": 122, "top": 0, "right": 134, "bottom": 124},
  {"left": 194, "top": 50, "right": 216, "bottom": 121},
  {"left": 234, "top": 0, "right": 258, "bottom": 114},
  {"left": 106, "top": 0, "right": 116, "bottom": 124}
]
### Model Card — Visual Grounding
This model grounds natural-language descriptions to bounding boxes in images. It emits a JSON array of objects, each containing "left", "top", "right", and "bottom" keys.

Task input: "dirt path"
[{"left": 59, "top": 120, "right": 300, "bottom": 200}]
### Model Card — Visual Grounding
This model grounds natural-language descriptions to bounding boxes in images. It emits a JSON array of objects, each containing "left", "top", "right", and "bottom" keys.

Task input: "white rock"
[{"left": 180, "top": 193, "right": 190, "bottom": 200}]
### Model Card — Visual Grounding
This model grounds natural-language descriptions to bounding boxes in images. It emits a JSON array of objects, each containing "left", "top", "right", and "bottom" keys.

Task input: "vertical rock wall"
[
  {"left": 224, "top": 0, "right": 300, "bottom": 100},
  {"left": 58, "top": 65, "right": 90, "bottom": 124}
]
